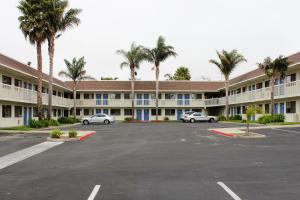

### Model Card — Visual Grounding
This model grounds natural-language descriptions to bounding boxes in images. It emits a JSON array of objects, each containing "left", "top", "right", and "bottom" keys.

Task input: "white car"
[
  {"left": 180, "top": 111, "right": 195, "bottom": 121},
  {"left": 183, "top": 112, "right": 217, "bottom": 123},
  {"left": 81, "top": 114, "right": 114, "bottom": 125}
]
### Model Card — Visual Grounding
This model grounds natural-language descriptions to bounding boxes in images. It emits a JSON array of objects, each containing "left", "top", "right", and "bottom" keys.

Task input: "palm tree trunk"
[
  {"left": 225, "top": 80, "right": 229, "bottom": 120},
  {"left": 73, "top": 83, "right": 77, "bottom": 118},
  {"left": 36, "top": 41, "right": 43, "bottom": 120},
  {"left": 270, "top": 77, "right": 275, "bottom": 115},
  {"left": 155, "top": 66, "right": 159, "bottom": 121},
  {"left": 47, "top": 37, "right": 55, "bottom": 120},
  {"left": 131, "top": 69, "right": 135, "bottom": 120}
]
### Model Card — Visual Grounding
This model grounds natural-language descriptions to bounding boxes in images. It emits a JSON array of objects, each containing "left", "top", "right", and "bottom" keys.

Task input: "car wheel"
[
  {"left": 104, "top": 119, "right": 110, "bottom": 125},
  {"left": 209, "top": 118, "right": 216, "bottom": 123},
  {"left": 83, "top": 120, "right": 89, "bottom": 125},
  {"left": 190, "top": 118, "right": 195, "bottom": 123}
]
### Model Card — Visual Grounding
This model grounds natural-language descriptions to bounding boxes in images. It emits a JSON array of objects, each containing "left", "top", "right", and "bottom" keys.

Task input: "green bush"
[
  {"left": 229, "top": 115, "right": 242, "bottom": 120},
  {"left": 58, "top": 117, "right": 80, "bottom": 124},
  {"left": 68, "top": 130, "right": 78, "bottom": 138},
  {"left": 48, "top": 119, "right": 60, "bottom": 126},
  {"left": 29, "top": 119, "right": 49, "bottom": 128},
  {"left": 257, "top": 114, "right": 285, "bottom": 124},
  {"left": 124, "top": 117, "right": 132, "bottom": 121},
  {"left": 50, "top": 129, "right": 63, "bottom": 138},
  {"left": 241, "top": 119, "right": 247, "bottom": 123},
  {"left": 217, "top": 115, "right": 227, "bottom": 121},
  {"left": 164, "top": 117, "right": 169, "bottom": 121}
]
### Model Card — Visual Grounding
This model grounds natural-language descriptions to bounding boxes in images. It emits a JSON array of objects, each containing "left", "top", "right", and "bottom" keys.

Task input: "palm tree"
[
  {"left": 117, "top": 43, "right": 147, "bottom": 120},
  {"left": 18, "top": 0, "right": 48, "bottom": 120},
  {"left": 144, "top": 36, "right": 177, "bottom": 120},
  {"left": 101, "top": 77, "right": 119, "bottom": 80},
  {"left": 173, "top": 66, "right": 191, "bottom": 80},
  {"left": 44, "top": 0, "right": 81, "bottom": 119},
  {"left": 58, "top": 57, "right": 95, "bottom": 118},
  {"left": 164, "top": 73, "right": 174, "bottom": 80},
  {"left": 209, "top": 50, "right": 247, "bottom": 120},
  {"left": 258, "top": 56, "right": 289, "bottom": 114}
]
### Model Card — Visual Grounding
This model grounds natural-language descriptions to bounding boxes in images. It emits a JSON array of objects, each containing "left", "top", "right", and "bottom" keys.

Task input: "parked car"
[
  {"left": 81, "top": 114, "right": 114, "bottom": 125},
  {"left": 183, "top": 112, "right": 217, "bottom": 123},
  {"left": 180, "top": 111, "right": 195, "bottom": 121}
]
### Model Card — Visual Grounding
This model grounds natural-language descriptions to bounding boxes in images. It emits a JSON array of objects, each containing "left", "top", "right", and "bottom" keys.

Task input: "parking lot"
[{"left": 0, "top": 122, "right": 300, "bottom": 200}]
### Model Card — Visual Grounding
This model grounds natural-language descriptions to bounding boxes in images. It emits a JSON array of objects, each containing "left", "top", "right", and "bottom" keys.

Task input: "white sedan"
[
  {"left": 183, "top": 112, "right": 217, "bottom": 123},
  {"left": 81, "top": 114, "right": 114, "bottom": 125}
]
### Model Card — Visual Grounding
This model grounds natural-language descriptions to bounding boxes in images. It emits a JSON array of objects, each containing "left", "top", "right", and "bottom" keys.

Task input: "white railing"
[{"left": 0, "top": 83, "right": 72, "bottom": 107}]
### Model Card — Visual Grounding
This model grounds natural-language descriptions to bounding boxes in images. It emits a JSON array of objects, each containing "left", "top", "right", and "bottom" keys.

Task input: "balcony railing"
[{"left": 0, "top": 83, "right": 72, "bottom": 107}]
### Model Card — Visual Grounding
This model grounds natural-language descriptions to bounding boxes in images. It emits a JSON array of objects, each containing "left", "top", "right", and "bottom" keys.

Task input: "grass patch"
[
  {"left": 222, "top": 120, "right": 258, "bottom": 124},
  {"left": 268, "top": 122, "right": 300, "bottom": 125},
  {"left": 0, "top": 126, "right": 34, "bottom": 131}
]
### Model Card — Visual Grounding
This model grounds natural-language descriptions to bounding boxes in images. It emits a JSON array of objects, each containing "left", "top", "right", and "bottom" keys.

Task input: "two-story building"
[{"left": 1, "top": 52, "right": 300, "bottom": 127}]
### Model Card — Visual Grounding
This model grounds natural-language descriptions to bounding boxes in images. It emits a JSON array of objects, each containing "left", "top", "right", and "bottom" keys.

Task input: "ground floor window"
[
  {"left": 236, "top": 107, "right": 241, "bottom": 115},
  {"left": 151, "top": 109, "right": 161, "bottom": 116},
  {"left": 15, "top": 106, "right": 22, "bottom": 117},
  {"left": 124, "top": 109, "right": 133, "bottom": 116},
  {"left": 165, "top": 109, "right": 175, "bottom": 116},
  {"left": 286, "top": 101, "right": 296, "bottom": 113},
  {"left": 84, "top": 109, "right": 90, "bottom": 116},
  {"left": 58, "top": 109, "right": 61, "bottom": 117},
  {"left": 33, "top": 107, "right": 38, "bottom": 117},
  {"left": 2, "top": 105, "right": 12, "bottom": 118},
  {"left": 265, "top": 104, "right": 270, "bottom": 114},
  {"left": 111, "top": 109, "right": 121, "bottom": 116},
  {"left": 53, "top": 109, "right": 57, "bottom": 117},
  {"left": 242, "top": 106, "right": 246, "bottom": 114},
  {"left": 76, "top": 109, "right": 81, "bottom": 116}
]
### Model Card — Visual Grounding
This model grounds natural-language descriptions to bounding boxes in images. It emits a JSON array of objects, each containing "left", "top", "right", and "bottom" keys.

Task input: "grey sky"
[{"left": 1, "top": 0, "right": 300, "bottom": 81}]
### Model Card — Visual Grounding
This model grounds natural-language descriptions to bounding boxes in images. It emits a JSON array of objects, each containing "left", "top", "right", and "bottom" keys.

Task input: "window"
[
  {"left": 124, "top": 109, "right": 133, "bottom": 116},
  {"left": 2, "top": 75, "right": 12, "bottom": 85},
  {"left": 42, "top": 87, "right": 46, "bottom": 93},
  {"left": 252, "top": 85, "right": 256, "bottom": 90},
  {"left": 53, "top": 109, "right": 57, "bottom": 117},
  {"left": 242, "top": 87, "right": 246, "bottom": 92},
  {"left": 151, "top": 94, "right": 161, "bottom": 99},
  {"left": 58, "top": 109, "right": 61, "bottom": 117},
  {"left": 165, "top": 93, "right": 175, "bottom": 99},
  {"left": 76, "top": 93, "right": 80, "bottom": 99},
  {"left": 53, "top": 90, "right": 57, "bottom": 96},
  {"left": 193, "top": 113, "right": 202, "bottom": 116},
  {"left": 34, "top": 85, "right": 38, "bottom": 91},
  {"left": 242, "top": 106, "right": 246, "bottom": 114},
  {"left": 124, "top": 93, "right": 131, "bottom": 99},
  {"left": 165, "top": 109, "right": 175, "bottom": 116},
  {"left": 33, "top": 107, "right": 38, "bottom": 117},
  {"left": 236, "top": 107, "right": 241, "bottom": 115},
  {"left": 76, "top": 109, "right": 81, "bottom": 116},
  {"left": 192, "top": 109, "right": 202, "bottom": 112},
  {"left": 2, "top": 105, "right": 12, "bottom": 118},
  {"left": 58, "top": 92, "right": 61, "bottom": 97},
  {"left": 96, "top": 114, "right": 106, "bottom": 117},
  {"left": 15, "top": 106, "right": 22, "bottom": 117},
  {"left": 286, "top": 73, "right": 296, "bottom": 82},
  {"left": 110, "top": 93, "right": 121, "bottom": 99},
  {"left": 28, "top": 83, "right": 32, "bottom": 90},
  {"left": 14, "top": 79, "right": 22, "bottom": 87},
  {"left": 151, "top": 109, "right": 161, "bottom": 116},
  {"left": 23, "top": 82, "right": 27, "bottom": 89},
  {"left": 265, "top": 104, "right": 270, "bottom": 114},
  {"left": 84, "top": 109, "right": 90, "bottom": 115},
  {"left": 256, "top": 82, "right": 263, "bottom": 89},
  {"left": 195, "top": 94, "right": 202, "bottom": 99},
  {"left": 265, "top": 80, "right": 270, "bottom": 88},
  {"left": 286, "top": 101, "right": 296, "bottom": 113},
  {"left": 236, "top": 89, "right": 241, "bottom": 94},
  {"left": 84, "top": 93, "right": 90, "bottom": 99},
  {"left": 248, "top": 85, "right": 252, "bottom": 91},
  {"left": 111, "top": 109, "right": 121, "bottom": 116}
]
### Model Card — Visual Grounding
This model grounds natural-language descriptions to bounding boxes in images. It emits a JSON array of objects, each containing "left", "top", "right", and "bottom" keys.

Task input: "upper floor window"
[
  {"left": 15, "top": 79, "right": 22, "bottom": 87},
  {"left": 76, "top": 93, "right": 80, "bottom": 99},
  {"left": 265, "top": 80, "right": 270, "bottom": 88},
  {"left": 165, "top": 93, "right": 175, "bottom": 99},
  {"left": 192, "top": 94, "right": 202, "bottom": 99},
  {"left": 286, "top": 73, "right": 296, "bottom": 83},
  {"left": 23, "top": 82, "right": 28, "bottom": 89},
  {"left": 34, "top": 85, "right": 38, "bottom": 91},
  {"left": 248, "top": 85, "right": 252, "bottom": 91},
  {"left": 2, "top": 75, "right": 12, "bottom": 85},
  {"left": 84, "top": 93, "right": 90, "bottom": 99},
  {"left": 124, "top": 93, "right": 131, "bottom": 99},
  {"left": 252, "top": 85, "right": 256, "bottom": 90},
  {"left": 58, "top": 91, "right": 61, "bottom": 97},
  {"left": 242, "top": 87, "right": 247, "bottom": 92},
  {"left": 151, "top": 93, "right": 161, "bottom": 99},
  {"left": 256, "top": 82, "right": 263, "bottom": 89},
  {"left": 28, "top": 83, "right": 32, "bottom": 90},
  {"left": 110, "top": 93, "right": 121, "bottom": 99},
  {"left": 236, "top": 89, "right": 241, "bottom": 94},
  {"left": 53, "top": 90, "right": 57, "bottom": 96}
]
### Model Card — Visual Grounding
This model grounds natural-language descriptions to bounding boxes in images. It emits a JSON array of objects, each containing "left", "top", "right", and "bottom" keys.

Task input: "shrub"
[
  {"left": 229, "top": 115, "right": 242, "bottom": 120},
  {"left": 58, "top": 117, "right": 80, "bottom": 124},
  {"left": 50, "top": 129, "right": 63, "bottom": 138},
  {"left": 241, "top": 119, "right": 247, "bottom": 123},
  {"left": 48, "top": 119, "right": 60, "bottom": 126},
  {"left": 217, "top": 115, "right": 227, "bottom": 121},
  {"left": 257, "top": 114, "right": 285, "bottom": 124},
  {"left": 164, "top": 117, "right": 169, "bottom": 121},
  {"left": 124, "top": 117, "right": 132, "bottom": 121},
  {"left": 68, "top": 130, "right": 78, "bottom": 138},
  {"left": 29, "top": 119, "right": 49, "bottom": 128}
]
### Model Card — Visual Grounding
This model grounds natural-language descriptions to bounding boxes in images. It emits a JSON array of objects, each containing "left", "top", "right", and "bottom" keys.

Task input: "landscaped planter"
[{"left": 47, "top": 131, "right": 95, "bottom": 142}]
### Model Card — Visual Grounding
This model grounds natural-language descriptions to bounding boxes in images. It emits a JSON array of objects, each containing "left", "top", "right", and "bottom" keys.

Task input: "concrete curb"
[{"left": 47, "top": 131, "right": 96, "bottom": 142}]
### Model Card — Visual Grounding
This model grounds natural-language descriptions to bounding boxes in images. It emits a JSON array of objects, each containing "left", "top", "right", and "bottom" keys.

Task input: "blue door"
[
  {"left": 96, "top": 109, "right": 101, "bottom": 114},
  {"left": 177, "top": 94, "right": 183, "bottom": 106},
  {"left": 103, "top": 109, "right": 109, "bottom": 114},
  {"left": 280, "top": 103, "right": 285, "bottom": 114},
  {"left": 184, "top": 94, "right": 190, "bottom": 105},
  {"left": 137, "top": 94, "right": 142, "bottom": 105},
  {"left": 274, "top": 103, "right": 278, "bottom": 114},
  {"left": 28, "top": 107, "right": 32, "bottom": 123},
  {"left": 103, "top": 94, "right": 108, "bottom": 105},
  {"left": 23, "top": 107, "right": 27, "bottom": 126},
  {"left": 137, "top": 109, "right": 142, "bottom": 121},
  {"left": 177, "top": 109, "right": 183, "bottom": 121},
  {"left": 96, "top": 94, "right": 101, "bottom": 105},
  {"left": 144, "top": 109, "right": 149, "bottom": 121},
  {"left": 144, "top": 94, "right": 149, "bottom": 105}
]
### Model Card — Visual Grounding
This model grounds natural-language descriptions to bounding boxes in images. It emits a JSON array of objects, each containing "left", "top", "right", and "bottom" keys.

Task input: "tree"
[
  {"left": 209, "top": 50, "right": 246, "bottom": 120},
  {"left": 246, "top": 105, "right": 255, "bottom": 136},
  {"left": 101, "top": 77, "right": 119, "bottom": 80},
  {"left": 44, "top": 0, "right": 81, "bottom": 119},
  {"left": 258, "top": 56, "right": 289, "bottom": 114},
  {"left": 18, "top": 0, "right": 48, "bottom": 120},
  {"left": 144, "top": 36, "right": 177, "bottom": 120},
  {"left": 58, "top": 57, "right": 95, "bottom": 118},
  {"left": 164, "top": 66, "right": 191, "bottom": 80},
  {"left": 117, "top": 43, "right": 147, "bottom": 120}
]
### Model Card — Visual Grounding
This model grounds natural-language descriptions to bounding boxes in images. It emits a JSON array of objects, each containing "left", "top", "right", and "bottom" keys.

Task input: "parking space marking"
[
  {"left": 87, "top": 185, "right": 101, "bottom": 200},
  {"left": 217, "top": 182, "right": 242, "bottom": 200},
  {"left": 0, "top": 141, "right": 63, "bottom": 170},
  {"left": 272, "top": 128, "right": 300, "bottom": 134}
]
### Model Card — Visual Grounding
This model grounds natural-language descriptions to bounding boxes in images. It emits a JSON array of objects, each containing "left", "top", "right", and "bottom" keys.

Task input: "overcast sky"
[{"left": 1, "top": 0, "right": 300, "bottom": 81}]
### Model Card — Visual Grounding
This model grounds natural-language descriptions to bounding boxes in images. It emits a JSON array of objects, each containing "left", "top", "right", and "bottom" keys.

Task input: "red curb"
[
  {"left": 79, "top": 131, "right": 96, "bottom": 141},
  {"left": 209, "top": 129, "right": 235, "bottom": 138}
]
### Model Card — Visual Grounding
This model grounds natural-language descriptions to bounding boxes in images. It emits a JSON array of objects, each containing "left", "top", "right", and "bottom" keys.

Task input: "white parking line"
[
  {"left": 217, "top": 182, "right": 242, "bottom": 200},
  {"left": 0, "top": 141, "right": 63, "bottom": 170},
  {"left": 272, "top": 128, "right": 300, "bottom": 134},
  {"left": 87, "top": 185, "right": 101, "bottom": 200}
]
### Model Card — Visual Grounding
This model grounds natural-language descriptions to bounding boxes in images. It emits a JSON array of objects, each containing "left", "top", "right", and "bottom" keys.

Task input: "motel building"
[{"left": 1, "top": 52, "right": 300, "bottom": 127}]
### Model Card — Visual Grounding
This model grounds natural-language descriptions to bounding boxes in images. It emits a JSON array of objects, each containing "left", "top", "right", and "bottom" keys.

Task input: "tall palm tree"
[
  {"left": 173, "top": 66, "right": 191, "bottom": 80},
  {"left": 58, "top": 57, "right": 95, "bottom": 118},
  {"left": 164, "top": 73, "right": 174, "bottom": 80},
  {"left": 258, "top": 56, "right": 289, "bottom": 114},
  {"left": 18, "top": 0, "right": 48, "bottom": 120},
  {"left": 209, "top": 50, "right": 247, "bottom": 120},
  {"left": 117, "top": 43, "right": 147, "bottom": 120},
  {"left": 44, "top": 0, "right": 81, "bottom": 119},
  {"left": 144, "top": 36, "right": 177, "bottom": 120}
]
